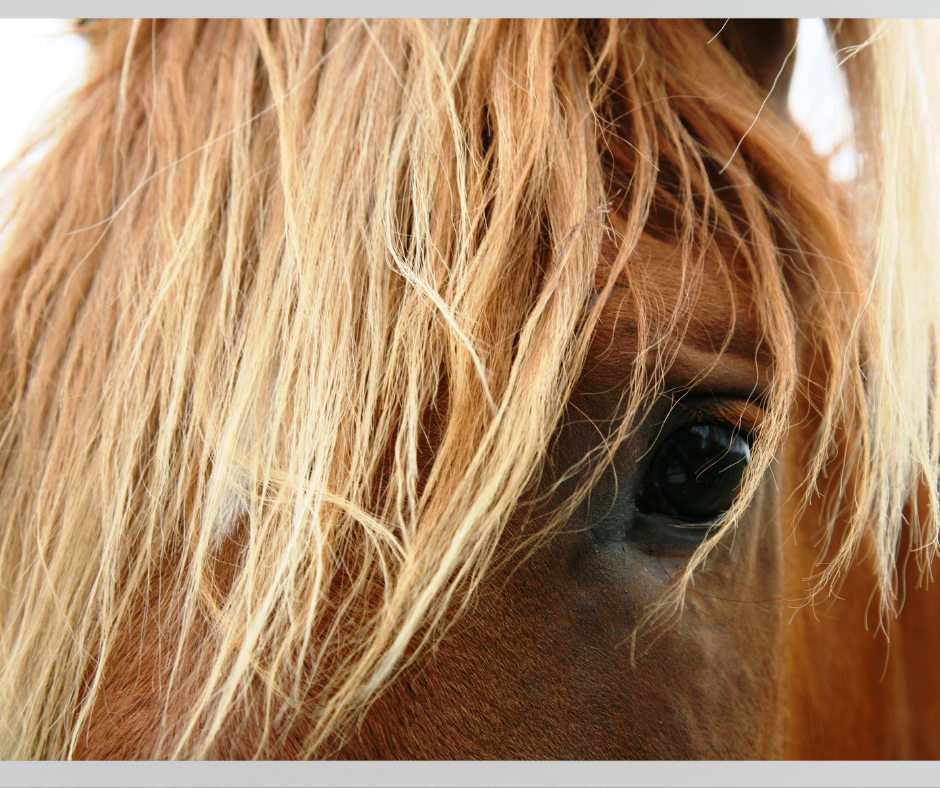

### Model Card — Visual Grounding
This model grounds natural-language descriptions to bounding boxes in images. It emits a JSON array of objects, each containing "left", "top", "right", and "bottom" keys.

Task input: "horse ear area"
[
  {"left": 703, "top": 19, "right": 799, "bottom": 107},
  {"left": 71, "top": 18, "right": 110, "bottom": 46}
]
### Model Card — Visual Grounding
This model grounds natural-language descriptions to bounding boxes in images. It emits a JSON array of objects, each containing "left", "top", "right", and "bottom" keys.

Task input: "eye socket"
[{"left": 635, "top": 423, "right": 751, "bottom": 522}]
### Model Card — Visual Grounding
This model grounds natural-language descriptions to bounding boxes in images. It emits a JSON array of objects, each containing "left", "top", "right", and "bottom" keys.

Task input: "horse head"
[{"left": 1, "top": 18, "right": 938, "bottom": 760}]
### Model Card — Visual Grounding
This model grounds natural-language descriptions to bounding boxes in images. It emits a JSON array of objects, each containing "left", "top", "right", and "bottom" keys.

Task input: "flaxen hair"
[{"left": 0, "top": 19, "right": 937, "bottom": 758}]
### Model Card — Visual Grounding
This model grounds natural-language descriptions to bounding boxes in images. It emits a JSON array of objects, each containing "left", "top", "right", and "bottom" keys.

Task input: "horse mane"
[{"left": 0, "top": 18, "right": 937, "bottom": 759}]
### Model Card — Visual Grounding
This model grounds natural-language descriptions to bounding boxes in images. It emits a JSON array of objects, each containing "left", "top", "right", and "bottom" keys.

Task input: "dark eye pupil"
[{"left": 636, "top": 424, "right": 750, "bottom": 521}]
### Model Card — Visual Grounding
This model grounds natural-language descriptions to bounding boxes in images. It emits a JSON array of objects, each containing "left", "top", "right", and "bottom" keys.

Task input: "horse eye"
[{"left": 635, "top": 423, "right": 751, "bottom": 522}]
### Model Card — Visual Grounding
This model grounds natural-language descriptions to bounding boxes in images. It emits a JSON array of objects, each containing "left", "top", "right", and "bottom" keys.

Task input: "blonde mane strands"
[
  {"left": 0, "top": 19, "right": 937, "bottom": 759},
  {"left": 824, "top": 20, "right": 940, "bottom": 610}
]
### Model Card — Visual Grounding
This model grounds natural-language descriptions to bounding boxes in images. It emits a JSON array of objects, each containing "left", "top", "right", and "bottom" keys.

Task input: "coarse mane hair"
[{"left": 0, "top": 18, "right": 938, "bottom": 759}]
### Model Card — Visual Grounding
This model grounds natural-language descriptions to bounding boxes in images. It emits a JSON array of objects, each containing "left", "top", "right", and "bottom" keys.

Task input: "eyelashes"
[
  {"left": 585, "top": 395, "right": 763, "bottom": 554},
  {"left": 635, "top": 422, "right": 751, "bottom": 524}
]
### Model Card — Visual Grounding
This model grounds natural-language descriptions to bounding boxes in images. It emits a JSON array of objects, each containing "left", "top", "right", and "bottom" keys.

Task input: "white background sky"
[
  {"left": 0, "top": 20, "right": 89, "bottom": 171},
  {"left": 0, "top": 18, "right": 855, "bottom": 182}
]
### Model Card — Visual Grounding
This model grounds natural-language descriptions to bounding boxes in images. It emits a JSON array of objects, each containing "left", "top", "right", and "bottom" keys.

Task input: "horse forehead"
[{"left": 591, "top": 233, "right": 767, "bottom": 394}]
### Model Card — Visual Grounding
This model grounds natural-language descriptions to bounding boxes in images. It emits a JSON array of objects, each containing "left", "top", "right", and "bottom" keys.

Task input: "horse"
[{"left": 1, "top": 18, "right": 939, "bottom": 760}]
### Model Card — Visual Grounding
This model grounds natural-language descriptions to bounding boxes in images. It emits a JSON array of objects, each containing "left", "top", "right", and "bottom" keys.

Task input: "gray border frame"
[
  {"left": 3, "top": 1, "right": 940, "bottom": 19},
  {"left": 1, "top": 4, "right": 938, "bottom": 787},
  {"left": 1, "top": 761, "right": 939, "bottom": 787}
]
